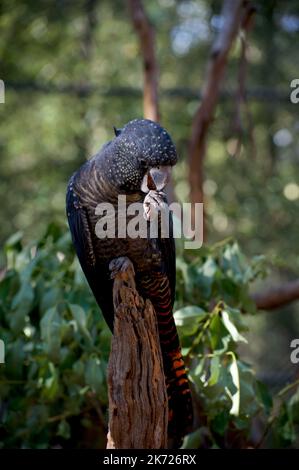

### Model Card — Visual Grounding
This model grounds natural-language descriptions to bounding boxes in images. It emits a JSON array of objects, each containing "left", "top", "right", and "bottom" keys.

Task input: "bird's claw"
[
  {"left": 109, "top": 256, "right": 135, "bottom": 280},
  {"left": 143, "top": 190, "right": 168, "bottom": 221}
]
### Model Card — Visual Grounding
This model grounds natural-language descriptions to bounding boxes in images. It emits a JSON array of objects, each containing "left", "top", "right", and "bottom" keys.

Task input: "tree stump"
[{"left": 106, "top": 261, "right": 168, "bottom": 449}]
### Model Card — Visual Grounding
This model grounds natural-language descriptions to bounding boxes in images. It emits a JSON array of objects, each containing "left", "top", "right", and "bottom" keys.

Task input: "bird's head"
[{"left": 108, "top": 119, "right": 177, "bottom": 193}]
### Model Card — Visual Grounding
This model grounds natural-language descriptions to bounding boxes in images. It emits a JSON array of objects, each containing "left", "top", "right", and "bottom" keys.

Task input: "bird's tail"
[{"left": 162, "top": 348, "right": 193, "bottom": 446}]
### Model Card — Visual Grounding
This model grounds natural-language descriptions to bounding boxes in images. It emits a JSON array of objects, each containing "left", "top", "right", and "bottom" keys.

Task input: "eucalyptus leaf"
[
  {"left": 84, "top": 356, "right": 104, "bottom": 395},
  {"left": 221, "top": 310, "right": 247, "bottom": 344},
  {"left": 40, "top": 307, "right": 62, "bottom": 362},
  {"left": 227, "top": 354, "right": 240, "bottom": 416},
  {"left": 181, "top": 428, "right": 202, "bottom": 449},
  {"left": 208, "top": 356, "right": 220, "bottom": 386},
  {"left": 69, "top": 304, "right": 92, "bottom": 343},
  {"left": 174, "top": 305, "right": 206, "bottom": 324}
]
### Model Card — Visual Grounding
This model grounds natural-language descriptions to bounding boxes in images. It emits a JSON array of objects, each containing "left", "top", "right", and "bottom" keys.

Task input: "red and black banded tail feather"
[{"left": 164, "top": 349, "right": 193, "bottom": 446}]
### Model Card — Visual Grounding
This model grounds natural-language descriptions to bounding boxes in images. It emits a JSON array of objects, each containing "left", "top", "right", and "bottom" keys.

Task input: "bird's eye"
[{"left": 156, "top": 165, "right": 160, "bottom": 170}]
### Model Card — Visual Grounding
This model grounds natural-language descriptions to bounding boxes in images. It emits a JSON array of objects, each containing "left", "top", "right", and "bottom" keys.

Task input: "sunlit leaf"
[
  {"left": 221, "top": 310, "right": 247, "bottom": 343},
  {"left": 227, "top": 353, "right": 240, "bottom": 416}
]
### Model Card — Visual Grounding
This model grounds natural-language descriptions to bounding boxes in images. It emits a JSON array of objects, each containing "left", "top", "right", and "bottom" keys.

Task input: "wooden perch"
[{"left": 106, "top": 259, "right": 168, "bottom": 449}]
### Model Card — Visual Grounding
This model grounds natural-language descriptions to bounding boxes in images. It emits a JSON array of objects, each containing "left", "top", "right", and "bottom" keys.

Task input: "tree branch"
[
  {"left": 232, "top": 3, "right": 257, "bottom": 159},
  {"left": 106, "top": 260, "right": 168, "bottom": 449},
  {"left": 252, "top": 279, "right": 299, "bottom": 311},
  {"left": 127, "top": 0, "right": 160, "bottom": 122},
  {"left": 188, "top": 0, "right": 246, "bottom": 232}
]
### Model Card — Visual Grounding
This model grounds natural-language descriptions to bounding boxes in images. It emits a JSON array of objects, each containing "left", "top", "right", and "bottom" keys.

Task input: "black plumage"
[{"left": 66, "top": 119, "right": 193, "bottom": 443}]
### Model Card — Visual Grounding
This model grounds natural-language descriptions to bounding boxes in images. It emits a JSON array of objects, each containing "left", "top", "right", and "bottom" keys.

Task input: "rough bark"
[
  {"left": 188, "top": 0, "right": 245, "bottom": 230},
  {"left": 127, "top": 0, "right": 160, "bottom": 122},
  {"left": 106, "top": 264, "right": 168, "bottom": 449}
]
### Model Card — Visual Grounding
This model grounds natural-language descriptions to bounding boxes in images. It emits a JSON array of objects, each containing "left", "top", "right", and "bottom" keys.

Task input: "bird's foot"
[
  {"left": 143, "top": 190, "right": 168, "bottom": 221},
  {"left": 109, "top": 256, "right": 135, "bottom": 281}
]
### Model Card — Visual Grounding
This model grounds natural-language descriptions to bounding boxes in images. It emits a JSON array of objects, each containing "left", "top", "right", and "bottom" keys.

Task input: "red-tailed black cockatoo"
[{"left": 66, "top": 119, "right": 193, "bottom": 445}]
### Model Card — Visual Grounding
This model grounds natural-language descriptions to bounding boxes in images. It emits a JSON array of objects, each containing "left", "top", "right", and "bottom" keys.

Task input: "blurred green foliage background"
[{"left": 0, "top": 0, "right": 299, "bottom": 448}]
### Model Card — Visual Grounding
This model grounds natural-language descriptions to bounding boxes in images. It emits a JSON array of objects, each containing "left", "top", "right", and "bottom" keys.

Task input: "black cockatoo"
[{"left": 66, "top": 119, "right": 193, "bottom": 444}]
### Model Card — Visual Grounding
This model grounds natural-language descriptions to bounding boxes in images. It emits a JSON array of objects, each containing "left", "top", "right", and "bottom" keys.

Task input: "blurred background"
[{"left": 0, "top": 0, "right": 299, "bottom": 448}]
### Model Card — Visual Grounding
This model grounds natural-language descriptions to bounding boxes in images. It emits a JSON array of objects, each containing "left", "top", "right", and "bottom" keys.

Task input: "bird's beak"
[{"left": 141, "top": 166, "right": 171, "bottom": 193}]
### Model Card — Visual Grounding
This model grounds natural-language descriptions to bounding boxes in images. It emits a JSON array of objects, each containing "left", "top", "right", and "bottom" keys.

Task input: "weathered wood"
[{"left": 106, "top": 263, "right": 168, "bottom": 449}]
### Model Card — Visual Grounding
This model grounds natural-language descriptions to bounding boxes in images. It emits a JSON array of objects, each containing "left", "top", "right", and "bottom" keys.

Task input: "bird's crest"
[{"left": 113, "top": 126, "right": 122, "bottom": 137}]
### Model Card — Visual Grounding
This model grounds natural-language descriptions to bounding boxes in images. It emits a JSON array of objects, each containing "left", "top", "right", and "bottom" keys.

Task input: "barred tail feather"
[{"left": 163, "top": 348, "right": 193, "bottom": 445}]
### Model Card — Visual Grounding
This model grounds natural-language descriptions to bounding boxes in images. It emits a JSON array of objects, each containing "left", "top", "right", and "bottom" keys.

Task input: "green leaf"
[
  {"left": 238, "top": 362, "right": 261, "bottom": 417},
  {"left": 221, "top": 242, "right": 246, "bottom": 283},
  {"left": 211, "top": 410, "right": 229, "bottom": 435},
  {"left": 57, "top": 420, "right": 71, "bottom": 440},
  {"left": 174, "top": 306, "right": 206, "bottom": 324},
  {"left": 227, "top": 353, "right": 240, "bottom": 416},
  {"left": 9, "top": 282, "right": 34, "bottom": 334},
  {"left": 42, "top": 362, "right": 60, "bottom": 400},
  {"left": 221, "top": 310, "right": 247, "bottom": 343},
  {"left": 11, "top": 286, "right": 34, "bottom": 312},
  {"left": 4, "top": 231, "right": 23, "bottom": 252},
  {"left": 40, "top": 287, "right": 62, "bottom": 312},
  {"left": 69, "top": 304, "right": 92, "bottom": 343},
  {"left": 209, "top": 313, "right": 230, "bottom": 353},
  {"left": 190, "top": 357, "right": 206, "bottom": 388},
  {"left": 181, "top": 428, "right": 202, "bottom": 449},
  {"left": 195, "top": 257, "right": 218, "bottom": 298},
  {"left": 256, "top": 380, "right": 273, "bottom": 414},
  {"left": 174, "top": 306, "right": 206, "bottom": 336},
  {"left": 84, "top": 356, "right": 104, "bottom": 395},
  {"left": 208, "top": 356, "right": 220, "bottom": 386},
  {"left": 40, "top": 307, "right": 62, "bottom": 362}
]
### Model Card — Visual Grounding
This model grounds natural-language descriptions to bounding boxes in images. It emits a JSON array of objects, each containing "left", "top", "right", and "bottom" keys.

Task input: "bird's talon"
[
  {"left": 109, "top": 256, "right": 135, "bottom": 279},
  {"left": 143, "top": 190, "right": 168, "bottom": 221}
]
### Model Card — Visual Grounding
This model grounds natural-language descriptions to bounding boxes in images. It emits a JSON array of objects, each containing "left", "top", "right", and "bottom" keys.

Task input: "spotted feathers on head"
[{"left": 101, "top": 119, "right": 178, "bottom": 192}]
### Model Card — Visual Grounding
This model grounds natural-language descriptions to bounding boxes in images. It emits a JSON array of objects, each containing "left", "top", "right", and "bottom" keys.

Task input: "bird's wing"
[
  {"left": 66, "top": 184, "right": 95, "bottom": 267},
  {"left": 66, "top": 177, "right": 114, "bottom": 330}
]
